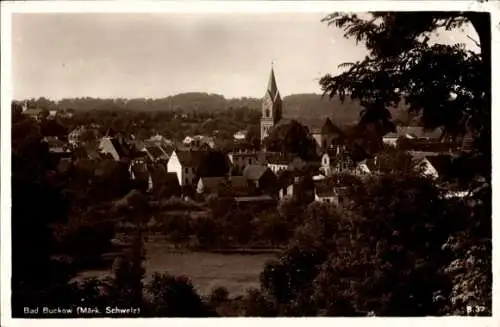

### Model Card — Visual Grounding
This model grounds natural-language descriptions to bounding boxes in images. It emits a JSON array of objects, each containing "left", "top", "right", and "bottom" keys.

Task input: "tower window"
[{"left": 265, "top": 109, "right": 270, "bottom": 117}]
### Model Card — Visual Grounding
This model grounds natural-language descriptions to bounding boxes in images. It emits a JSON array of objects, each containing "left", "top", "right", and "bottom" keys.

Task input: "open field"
[{"left": 76, "top": 241, "right": 277, "bottom": 297}]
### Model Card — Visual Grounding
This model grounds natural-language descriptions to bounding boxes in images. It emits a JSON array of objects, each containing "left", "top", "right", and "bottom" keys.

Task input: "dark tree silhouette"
[
  {"left": 263, "top": 120, "right": 319, "bottom": 160},
  {"left": 320, "top": 11, "right": 491, "bottom": 179}
]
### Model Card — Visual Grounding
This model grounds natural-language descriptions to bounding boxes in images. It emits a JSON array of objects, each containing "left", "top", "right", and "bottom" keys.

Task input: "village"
[
  {"left": 7, "top": 6, "right": 492, "bottom": 318},
  {"left": 18, "top": 66, "right": 473, "bottom": 213}
]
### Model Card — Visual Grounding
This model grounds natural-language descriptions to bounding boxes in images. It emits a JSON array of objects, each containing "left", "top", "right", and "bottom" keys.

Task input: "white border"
[{"left": 1, "top": 1, "right": 499, "bottom": 327}]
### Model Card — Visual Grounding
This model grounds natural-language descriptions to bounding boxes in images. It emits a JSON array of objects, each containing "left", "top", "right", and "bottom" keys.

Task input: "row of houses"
[
  {"left": 49, "top": 114, "right": 466, "bottom": 207},
  {"left": 20, "top": 101, "right": 74, "bottom": 121}
]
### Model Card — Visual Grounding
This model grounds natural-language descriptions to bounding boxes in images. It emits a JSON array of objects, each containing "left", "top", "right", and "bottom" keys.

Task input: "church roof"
[
  {"left": 321, "top": 118, "right": 344, "bottom": 136},
  {"left": 267, "top": 67, "right": 279, "bottom": 100}
]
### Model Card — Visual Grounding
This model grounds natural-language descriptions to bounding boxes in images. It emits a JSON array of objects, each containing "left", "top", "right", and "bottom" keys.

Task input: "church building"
[
  {"left": 259, "top": 65, "right": 344, "bottom": 154},
  {"left": 260, "top": 65, "right": 283, "bottom": 142}
]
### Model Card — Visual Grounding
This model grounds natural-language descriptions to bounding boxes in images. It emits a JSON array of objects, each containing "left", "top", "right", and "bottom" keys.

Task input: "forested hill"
[{"left": 17, "top": 92, "right": 412, "bottom": 125}]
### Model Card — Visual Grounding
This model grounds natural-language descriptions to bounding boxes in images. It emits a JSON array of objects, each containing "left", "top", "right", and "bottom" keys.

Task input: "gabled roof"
[
  {"left": 198, "top": 176, "right": 228, "bottom": 191},
  {"left": 100, "top": 136, "right": 133, "bottom": 161},
  {"left": 243, "top": 164, "right": 271, "bottom": 181},
  {"left": 229, "top": 176, "right": 250, "bottom": 190},
  {"left": 145, "top": 144, "right": 167, "bottom": 160},
  {"left": 173, "top": 150, "right": 230, "bottom": 177},
  {"left": 74, "top": 144, "right": 102, "bottom": 161},
  {"left": 321, "top": 118, "right": 344, "bottom": 136},
  {"left": 174, "top": 150, "right": 208, "bottom": 167}
]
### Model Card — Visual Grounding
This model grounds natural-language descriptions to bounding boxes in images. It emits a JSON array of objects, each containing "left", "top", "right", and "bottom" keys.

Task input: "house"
[
  {"left": 242, "top": 164, "right": 278, "bottom": 196},
  {"left": 310, "top": 118, "right": 345, "bottom": 152},
  {"left": 409, "top": 153, "right": 440, "bottom": 179},
  {"left": 264, "top": 152, "right": 307, "bottom": 174},
  {"left": 233, "top": 130, "right": 248, "bottom": 141},
  {"left": 59, "top": 108, "right": 75, "bottom": 119},
  {"left": 314, "top": 188, "right": 337, "bottom": 204},
  {"left": 73, "top": 143, "right": 103, "bottom": 162},
  {"left": 266, "top": 153, "right": 289, "bottom": 174},
  {"left": 277, "top": 171, "right": 315, "bottom": 203},
  {"left": 228, "top": 149, "right": 265, "bottom": 175},
  {"left": 367, "top": 150, "right": 451, "bottom": 180},
  {"left": 183, "top": 135, "right": 216, "bottom": 149},
  {"left": 354, "top": 160, "right": 371, "bottom": 177},
  {"left": 48, "top": 109, "right": 58, "bottom": 118},
  {"left": 167, "top": 150, "right": 230, "bottom": 186},
  {"left": 320, "top": 146, "right": 354, "bottom": 176},
  {"left": 383, "top": 126, "right": 443, "bottom": 147},
  {"left": 129, "top": 162, "right": 152, "bottom": 191},
  {"left": 167, "top": 150, "right": 203, "bottom": 186},
  {"left": 149, "top": 166, "right": 181, "bottom": 198},
  {"left": 314, "top": 187, "right": 349, "bottom": 205},
  {"left": 224, "top": 175, "right": 251, "bottom": 196},
  {"left": 23, "top": 108, "right": 44, "bottom": 121},
  {"left": 129, "top": 162, "right": 180, "bottom": 197},
  {"left": 99, "top": 135, "right": 133, "bottom": 161},
  {"left": 314, "top": 180, "right": 349, "bottom": 206},
  {"left": 43, "top": 137, "right": 72, "bottom": 156},
  {"left": 141, "top": 142, "right": 171, "bottom": 162},
  {"left": 196, "top": 176, "right": 228, "bottom": 194},
  {"left": 68, "top": 126, "right": 85, "bottom": 146},
  {"left": 148, "top": 133, "right": 173, "bottom": 144}
]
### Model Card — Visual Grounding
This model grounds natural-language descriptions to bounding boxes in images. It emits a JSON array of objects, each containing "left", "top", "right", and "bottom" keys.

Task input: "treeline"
[
  {"left": 14, "top": 92, "right": 415, "bottom": 126},
  {"left": 65, "top": 107, "right": 261, "bottom": 142}
]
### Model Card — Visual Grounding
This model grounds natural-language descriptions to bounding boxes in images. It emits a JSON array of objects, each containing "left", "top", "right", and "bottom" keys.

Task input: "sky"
[{"left": 12, "top": 13, "right": 479, "bottom": 100}]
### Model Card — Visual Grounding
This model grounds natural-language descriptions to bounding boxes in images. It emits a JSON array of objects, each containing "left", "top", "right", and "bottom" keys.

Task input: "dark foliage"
[{"left": 263, "top": 120, "right": 319, "bottom": 160}]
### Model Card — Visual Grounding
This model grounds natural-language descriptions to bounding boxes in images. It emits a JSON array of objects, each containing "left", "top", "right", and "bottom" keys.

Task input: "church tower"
[{"left": 260, "top": 64, "right": 283, "bottom": 142}]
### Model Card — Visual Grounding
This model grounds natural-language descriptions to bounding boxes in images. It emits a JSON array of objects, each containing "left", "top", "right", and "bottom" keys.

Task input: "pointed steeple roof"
[
  {"left": 274, "top": 90, "right": 282, "bottom": 103},
  {"left": 267, "top": 65, "right": 278, "bottom": 99}
]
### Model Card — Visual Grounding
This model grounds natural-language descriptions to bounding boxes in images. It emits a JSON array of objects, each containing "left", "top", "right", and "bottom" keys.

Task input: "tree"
[
  {"left": 245, "top": 124, "right": 261, "bottom": 149},
  {"left": 209, "top": 286, "right": 230, "bottom": 307},
  {"left": 40, "top": 118, "right": 68, "bottom": 138},
  {"left": 11, "top": 112, "right": 71, "bottom": 315},
  {"left": 319, "top": 11, "right": 491, "bottom": 178},
  {"left": 146, "top": 273, "right": 212, "bottom": 317},
  {"left": 263, "top": 120, "right": 319, "bottom": 160},
  {"left": 318, "top": 11, "right": 492, "bottom": 314}
]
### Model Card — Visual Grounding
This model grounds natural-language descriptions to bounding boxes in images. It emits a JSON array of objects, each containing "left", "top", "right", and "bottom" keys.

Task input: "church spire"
[
  {"left": 260, "top": 63, "right": 283, "bottom": 143},
  {"left": 267, "top": 63, "right": 278, "bottom": 100}
]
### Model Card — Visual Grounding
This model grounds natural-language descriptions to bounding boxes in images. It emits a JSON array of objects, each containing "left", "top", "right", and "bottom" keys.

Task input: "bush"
[
  {"left": 209, "top": 286, "right": 230, "bottom": 306},
  {"left": 146, "top": 273, "right": 214, "bottom": 317}
]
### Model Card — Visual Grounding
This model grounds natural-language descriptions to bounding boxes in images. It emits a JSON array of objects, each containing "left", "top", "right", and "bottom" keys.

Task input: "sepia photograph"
[{"left": 1, "top": 0, "right": 497, "bottom": 323}]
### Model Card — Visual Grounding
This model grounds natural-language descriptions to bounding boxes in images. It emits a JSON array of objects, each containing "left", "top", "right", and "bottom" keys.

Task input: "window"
[
  {"left": 265, "top": 109, "right": 270, "bottom": 117},
  {"left": 249, "top": 158, "right": 252, "bottom": 164},
  {"left": 185, "top": 167, "right": 189, "bottom": 173}
]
